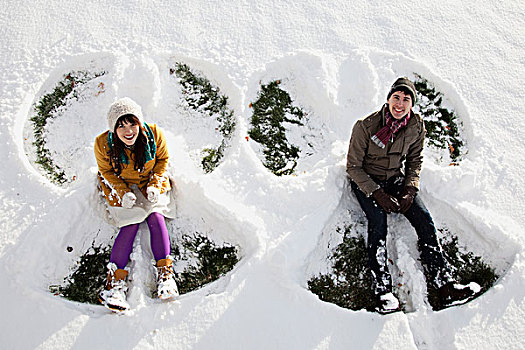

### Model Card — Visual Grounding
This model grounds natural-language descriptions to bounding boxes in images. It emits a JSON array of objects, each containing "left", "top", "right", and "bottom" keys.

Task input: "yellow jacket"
[{"left": 94, "top": 123, "right": 171, "bottom": 207}]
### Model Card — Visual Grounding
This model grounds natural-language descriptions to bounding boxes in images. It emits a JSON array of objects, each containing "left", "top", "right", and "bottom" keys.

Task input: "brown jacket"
[
  {"left": 94, "top": 123, "right": 171, "bottom": 207},
  {"left": 346, "top": 105, "right": 425, "bottom": 196}
]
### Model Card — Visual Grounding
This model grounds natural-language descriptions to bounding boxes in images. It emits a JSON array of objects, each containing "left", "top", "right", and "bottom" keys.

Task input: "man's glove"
[
  {"left": 398, "top": 186, "right": 418, "bottom": 213},
  {"left": 372, "top": 188, "right": 400, "bottom": 213},
  {"left": 147, "top": 187, "right": 160, "bottom": 203},
  {"left": 122, "top": 192, "right": 136, "bottom": 209}
]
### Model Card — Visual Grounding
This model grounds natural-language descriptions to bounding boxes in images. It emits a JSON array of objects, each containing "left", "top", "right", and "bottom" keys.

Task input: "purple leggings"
[{"left": 110, "top": 212, "right": 171, "bottom": 269}]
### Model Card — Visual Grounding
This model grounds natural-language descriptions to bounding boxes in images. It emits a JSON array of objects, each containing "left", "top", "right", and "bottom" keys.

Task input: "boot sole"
[
  {"left": 375, "top": 306, "right": 402, "bottom": 315},
  {"left": 158, "top": 291, "right": 179, "bottom": 300},
  {"left": 439, "top": 292, "right": 479, "bottom": 310},
  {"left": 99, "top": 297, "right": 130, "bottom": 313}
]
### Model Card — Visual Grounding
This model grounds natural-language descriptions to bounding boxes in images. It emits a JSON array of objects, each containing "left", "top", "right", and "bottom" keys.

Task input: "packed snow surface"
[{"left": 1, "top": 1, "right": 524, "bottom": 349}]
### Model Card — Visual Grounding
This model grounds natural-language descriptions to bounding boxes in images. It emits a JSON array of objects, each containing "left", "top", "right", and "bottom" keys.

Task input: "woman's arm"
[
  {"left": 94, "top": 133, "right": 131, "bottom": 203},
  {"left": 147, "top": 125, "right": 170, "bottom": 192}
]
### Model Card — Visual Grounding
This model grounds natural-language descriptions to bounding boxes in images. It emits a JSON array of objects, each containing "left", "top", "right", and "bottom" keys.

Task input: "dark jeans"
[{"left": 350, "top": 177, "right": 451, "bottom": 295}]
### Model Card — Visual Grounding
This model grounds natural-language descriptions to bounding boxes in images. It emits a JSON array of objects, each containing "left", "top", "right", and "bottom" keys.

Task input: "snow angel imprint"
[{"left": 94, "top": 97, "right": 178, "bottom": 312}]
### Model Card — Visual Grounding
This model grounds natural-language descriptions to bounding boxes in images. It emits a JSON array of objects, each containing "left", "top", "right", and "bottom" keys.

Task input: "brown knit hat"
[{"left": 387, "top": 77, "right": 417, "bottom": 106}]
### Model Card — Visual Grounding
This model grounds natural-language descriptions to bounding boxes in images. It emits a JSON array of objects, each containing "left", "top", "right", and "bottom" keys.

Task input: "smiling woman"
[
  {"left": 116, "top": 116, "right": 140, "bottom": 146},
  {"left": 94, "top": 97, "right": 179, "bottom": 312}
]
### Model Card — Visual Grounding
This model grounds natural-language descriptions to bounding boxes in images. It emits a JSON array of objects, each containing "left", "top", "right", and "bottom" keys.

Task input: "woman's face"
[
  {"left": 116, "top": 119, "right": 140, "bottom": 146},
  {"left": 387, "top": 91, "right": 412, "bottom": 119}
]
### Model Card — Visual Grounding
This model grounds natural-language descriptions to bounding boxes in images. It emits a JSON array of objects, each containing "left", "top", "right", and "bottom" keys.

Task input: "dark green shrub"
[
  {"left": 308, "top": 226, "right": 376, "bottom": 311},
  {"left": 50, "top": 244, "right": 112, "bottom": 304},
  {"left": 309, "top": 226, "right": 497, "bottom": 312},
  {"left": 172, "top": 233, "right": 239, "bottom": 295},
  {"left": 413, "top": 74, "right": 464, "bottom": 162},
  {"left": 426, "top": 231, "right": 498, "bottom": 310},
  {"left": 248, "top": 80, "right": 306, "bottom": 176},
  {"left": 31, "top": 70, "right": 106, "bottom": 184},
  {"left": 170, "top": 63, "right": 236, "bottom": 173},
  {"left": 52, "top": 231, "right": 240, "bottom": 303}
]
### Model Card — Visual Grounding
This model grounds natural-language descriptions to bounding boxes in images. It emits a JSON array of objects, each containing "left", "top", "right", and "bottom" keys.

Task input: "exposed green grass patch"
[
  {"left": 248, "top": 80, "right": 306, "bottom": 176},
  {"left": 170, "top": 63, "right": 236, "bottom": 173},
  {"left": 31, "top": 70, "right": 106, "bottom": 185},
  {"left": 414, "top": 74, "right": 465, "bottom": 162}
]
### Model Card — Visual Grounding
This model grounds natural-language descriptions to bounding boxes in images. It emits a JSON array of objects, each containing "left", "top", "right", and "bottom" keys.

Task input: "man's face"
[{"left": 387, "top": 91, "right": 412, "bottom": 119}]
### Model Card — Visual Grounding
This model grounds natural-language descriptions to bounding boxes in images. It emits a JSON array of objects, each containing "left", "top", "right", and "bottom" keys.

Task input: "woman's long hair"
[{"left": 108, "top": 114, "right": 148, "bottom": 176}]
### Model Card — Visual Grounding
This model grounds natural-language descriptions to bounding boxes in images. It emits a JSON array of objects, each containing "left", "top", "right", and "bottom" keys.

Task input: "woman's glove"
[
  {"left": 122, "top": 192, "right": 136, "bottom": 208},
  {"left": 398, "top": 186, "right": 418, "bottom": 213},
  {"left": 372, "top": 188, "right": 400, "bottom": 213},
  {"left": 147, "top": 187, "right": 160, "bottom": 203}
]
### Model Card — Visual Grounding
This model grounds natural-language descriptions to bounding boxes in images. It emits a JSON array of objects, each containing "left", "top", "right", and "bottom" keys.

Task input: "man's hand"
[
  {"left": 372, "top": 188, "right": 400, "bottom": 213},
  {"left": 398, "top": 186, "right": 417, "bottom": 213}
]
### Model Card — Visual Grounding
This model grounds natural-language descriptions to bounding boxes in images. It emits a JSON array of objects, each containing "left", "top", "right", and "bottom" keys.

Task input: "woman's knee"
[{"left": 147, "top": 212, "right": 165, "bottom": 224}]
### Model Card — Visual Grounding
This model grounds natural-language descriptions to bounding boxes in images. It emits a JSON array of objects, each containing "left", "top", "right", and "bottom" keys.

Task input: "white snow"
[{"left": 1, "top": 1, "right": 524, "bottom": 349}]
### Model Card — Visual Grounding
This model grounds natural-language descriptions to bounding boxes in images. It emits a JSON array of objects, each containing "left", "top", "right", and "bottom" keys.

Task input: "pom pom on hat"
[
  {"left": 107, "top": 97, "right": 144, "bottom": 132},
  {"left": 387, "top": 77, "right": 417, "bottom": 106}
]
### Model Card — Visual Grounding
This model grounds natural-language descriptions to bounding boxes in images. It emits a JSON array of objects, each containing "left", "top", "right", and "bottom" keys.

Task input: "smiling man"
[{"left": 346, "top": 77, "right": 480, "bottom": 314}]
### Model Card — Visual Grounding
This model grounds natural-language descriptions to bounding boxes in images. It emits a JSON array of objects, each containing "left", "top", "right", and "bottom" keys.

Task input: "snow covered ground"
[{"left": 1, "top": 1, "right": 524, "bottom": 349}]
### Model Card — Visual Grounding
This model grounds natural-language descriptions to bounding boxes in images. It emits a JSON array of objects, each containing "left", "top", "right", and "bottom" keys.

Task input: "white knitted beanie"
[{"left": 107, "top": 97, "right": 144, "bottom": 132}]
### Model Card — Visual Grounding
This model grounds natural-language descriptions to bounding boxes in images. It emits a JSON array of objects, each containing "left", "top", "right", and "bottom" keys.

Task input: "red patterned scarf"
[{"left": 371, "top": 109, "right": 411, "bottom": 148}]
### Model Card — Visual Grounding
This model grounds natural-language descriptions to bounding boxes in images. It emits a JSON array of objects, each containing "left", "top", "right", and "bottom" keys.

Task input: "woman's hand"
[
  {"left": 147, "top": 187, "right": 160, "bottom": 203},
  {"left": 122, "top": 192, "right": 136, "bottom": 208}
]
